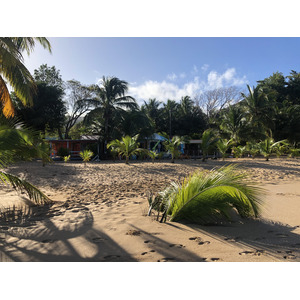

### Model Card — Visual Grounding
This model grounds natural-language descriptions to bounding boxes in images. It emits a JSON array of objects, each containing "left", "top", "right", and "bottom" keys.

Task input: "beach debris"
[{"left": 126, "top": 229, "right": 141, "bottom": 236}]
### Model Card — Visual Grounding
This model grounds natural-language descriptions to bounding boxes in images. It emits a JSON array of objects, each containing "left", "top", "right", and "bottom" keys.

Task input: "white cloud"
[
  {"left": 179, "top": 72, "right": 186, "bottom": 79},
  {"left": 166, "top": 73, "right": 177, "bottom": 81},
  {"left": 207, "top": 68, "right": 248, "bottom": 89},
  {"left": 129, "top": 67, "right": 248, "bottom": 105},
  {"left": 192, "top": 65, "right": 198, "bottom": 73},
  {"left": 201, "top": 64, "right": 209, "bottom": 72}
]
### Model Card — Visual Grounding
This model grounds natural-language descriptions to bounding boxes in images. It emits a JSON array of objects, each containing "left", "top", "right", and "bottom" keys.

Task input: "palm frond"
[
  {"left": 153, "top": 165, "right": 265, "bottom": 224},
  {"left": 0, "top": 171, "right": 52, "bottom": 205}
]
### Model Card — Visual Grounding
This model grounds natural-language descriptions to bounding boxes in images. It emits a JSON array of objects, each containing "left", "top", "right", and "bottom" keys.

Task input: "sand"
[{"left": 0, "top": 157, "right": 299, "bottom": 262}]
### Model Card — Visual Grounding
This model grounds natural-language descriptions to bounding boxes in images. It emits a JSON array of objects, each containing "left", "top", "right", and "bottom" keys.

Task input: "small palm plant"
[
  {"left": 259, "top": 138, "right": 286, "bottom": 161},
  {"left": 288, "top": 147, "right": 300, "bottom": 158},
  {"left": 201, "top": 129, "right": 219, "bottom": 162},
  {"left": 80, "top": 150, "right": 93, "bottom": 166},
  {"left": 148, "top": 165, "right": 264, "bottom": 224},
  {"left": 107, "top": 134, "right": 144, "bottom": 164},
  {"left": 246, "top": 141, "right": 260, "bottom": 159},
  {"left": 63, "top": 155, "right": 71, "bottom": 162},
  {"left": 148, "top": 150, "right": 158, "bottom": 163},
  {"left": 216, "top": 139, "right": 233, "bottom": 161},
  {"left": 232, "top": 145, "right": 247, "bottom": 158},
  {"left": 163, "top": 136, "right": 183, "bottom": 163}
]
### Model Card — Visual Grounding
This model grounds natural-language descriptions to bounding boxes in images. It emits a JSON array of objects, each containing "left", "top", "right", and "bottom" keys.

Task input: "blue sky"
[{"left": 24, "top": 37, "right": 300, "bottom": 106}]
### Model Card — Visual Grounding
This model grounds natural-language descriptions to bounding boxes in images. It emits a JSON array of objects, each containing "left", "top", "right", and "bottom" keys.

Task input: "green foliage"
[
  {"left": 80, "top": 150, "right": 94, "bottom": 164},
  {"left": 201, "top": 129, "right": 219, "bottom": 161},
  {"left": 149, "top": 165, "right": 264, "bottom": 224},
  {"left": 148, "top": 150, "right": 158, "bottom": 163},
  {"left": 107, "top": 134, "right": 144, "bottom": 164},
  {"left": 288, "top": 147, "right": 300, "bottom": 158},
  {"left": 63, "top": 155, "right": 70, "bottom": 162},
  {"left": 216, "top": 139, "right": 233, "bottom": 161},
  {"left": 258, "top": 138, "right": 287, "bottom": 161},
  {"left": 232, "top": 145, "right": 247, "bottom": 158},
  {"left": 246, "top": 142, "right": 260, "bottom": 159},
  {"left": 0, "top": 171, "right": 52, "bottom": 205},
  {"left": 163, "top": 136, "right": 183, "bottom": 163},
  {"left": 57, "top": 147, "right": 70, "bottom": 157}
]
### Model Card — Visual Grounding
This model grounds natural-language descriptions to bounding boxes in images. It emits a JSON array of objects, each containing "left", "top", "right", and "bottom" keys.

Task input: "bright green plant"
[
  {"left": 259, "top": 138, "right": 286, "bottom": 161},
  {"left": 163, "top": 136, "right": 183, "bottom": 163},
  {"left": 0, "top": 116, "right": 52, "bottom": 205},
  {"left": 232, "top": 145, "right": 247, "bottom": 158},
  {"left": 149, "top": 165, "right": 264, "bottom": 224},
  {"left": 288, "top": 147, "right": 300, "bottom": 158},
  {"left": 148, "top": 150, "right": 158, "bottom": 163},
  {"left": 80, "top": 149, "right": 93, "bottom": 165},
  {"left": 107, "top": 134, "right": 144, "bottom": 164},
  {"left": 63, "top": 155, "right": 71, "bottom": 162},
  {"left": 216, "top": 139, "right": 233, "bottom": 161},
  {"left": 201, "top": 129, "right": 219, "bottom": 162}
]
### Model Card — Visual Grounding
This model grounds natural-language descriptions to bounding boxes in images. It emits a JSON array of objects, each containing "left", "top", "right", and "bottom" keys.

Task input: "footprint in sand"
[
  {"left": 284, "top": 255, "right": 296, "bottom": 260},
  {"left": 224, "top": 237, "right": 240, "bottom": 242},
  {"left": 141, "top": 250, "right": 156, "bottom": 255},
  {"left": 210, "top": 258, "right": 220, "bottom": 261},
  {"left": 157, "top": 257, "right": 176, "bottom": 262},
  {"left": 239, "top": 250, "right": 265, "bottom": 256},
  {"left": 126, "top": 230, "right": 141, "bottom": 236},
  {"left": 189, "top": 237, "right": 210, "bottom": 245},
  {"left": 169, "top": 244, "right": 185, "bottom": 248},
  {"left": 144, "top": 240, "right": 156, "bottom": 244}
]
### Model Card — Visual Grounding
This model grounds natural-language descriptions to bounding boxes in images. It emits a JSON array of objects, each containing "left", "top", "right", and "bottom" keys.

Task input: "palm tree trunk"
[{"left": 126, "top": 156, "right": 129, "bottom": 164}]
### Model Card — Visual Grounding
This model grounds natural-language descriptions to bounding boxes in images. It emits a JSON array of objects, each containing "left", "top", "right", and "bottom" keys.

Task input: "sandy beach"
[{"left": 0, "top": 157, "right": 299, "bottom": 262}]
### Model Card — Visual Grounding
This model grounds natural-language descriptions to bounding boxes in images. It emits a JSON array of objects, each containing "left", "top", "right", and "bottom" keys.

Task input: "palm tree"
[
  {"left": 87, "top": 76, "right": 138, "bottom": 154},
  {"left": 216, "top": 139, "right": 233, "bottom": 161},
  {"left": 201, "top": 129, "right": 219, "bottom": 161},
  {"left": 163, "top": 136, "right": 183, "bottom": 163},
  {"left": 0, "top": 37, "right": 51, "bottom": 117},
  {"left": 150, "top": 165, "right": 264, "bottom": 224},
  {"left": 246, "top": 141, "right": 260, "bottom": 159},
  {"left": 79, "top": 150, "right": 94, "bottom": 166},
  {"left": 220, "top": 105, "right": 246, "bottom": 143},
  {"left": 241, "top": 85, "right": 274, "bottom": 131},
  {"left": 259, "top": 137, "right": 287, "bottom": 161},
  {"left": 0, "top": 116, "right": 52, "bottom": 205},
  {"left": 148, "top": 150, "right": 158, "bottom": 163},
  {"left": 107, "top": 135, "right": 144, "bottom": 164}
]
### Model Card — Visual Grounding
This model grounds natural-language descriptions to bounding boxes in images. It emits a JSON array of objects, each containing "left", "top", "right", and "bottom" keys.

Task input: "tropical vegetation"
[{"left": 147, "top": 165, "right": 264, "bottom": 224}]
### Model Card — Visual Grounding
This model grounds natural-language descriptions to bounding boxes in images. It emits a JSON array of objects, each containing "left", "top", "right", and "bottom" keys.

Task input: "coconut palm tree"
[
  {"left": 86, "top": 76, "right": 138, "bottom": 154},
  {"left": 0, "top": 37, "right": 51, "bottom": 117},
  {"left": 216, "top": 139, "right": 233, "bottom": 161},
  {"left": 259, "top": 137, "right": 287, "bottom": 161},
  {"left": 0, "top": 116, "right": 52, "bottom": 205},
  {"left": 201, "top": 129, "right": 219, "bottom": 161},
  {"left": 163, "top": 136, "right": 183, "bottom": 163},
  {"left": 150, "top": 165, "right": 264, "bottom": 224},
  {"left": 80, "top": 150, "right": 94, "bottom": 166},
  {"left": 107, "top": 135, "right": 144, "bottom": 164}
]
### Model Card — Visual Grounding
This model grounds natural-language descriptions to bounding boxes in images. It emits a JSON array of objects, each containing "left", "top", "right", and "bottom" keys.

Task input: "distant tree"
[
  {"left": 201, "top": 129, "right": 219, "bottom": 161},
  {"left": 163, "top": 136, "right": 183, "bottom": 163},
  {"left": 34, "top": 64, "right": 64, "bottom": 91},
  {"left": 196, "top": 86, "right": 241, "bottom": 120},
  {"left": 63, "top": 80, "right": 94, "bottom": 139},
  {"left": 13, "top": 82, "right": 66, "bottom": 137},
  {"left": 86, "top": 76, "right": 137, "bottom": 155}
]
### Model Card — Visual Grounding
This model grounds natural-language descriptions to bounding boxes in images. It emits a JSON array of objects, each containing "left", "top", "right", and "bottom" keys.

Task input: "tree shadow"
[
  {"left": 126, "top": 224, "right": 206, "bottom": 262},
  {"left": 0, "top": 203, "right": 137, "bottom": 262},
  {"left": 178, "top": 218, "right": 300, "bottom": 261}
]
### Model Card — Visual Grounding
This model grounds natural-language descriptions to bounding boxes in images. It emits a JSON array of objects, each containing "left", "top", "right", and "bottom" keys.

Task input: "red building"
[{"left": 48, "top": 135, "right": 99, "bottom": 159}]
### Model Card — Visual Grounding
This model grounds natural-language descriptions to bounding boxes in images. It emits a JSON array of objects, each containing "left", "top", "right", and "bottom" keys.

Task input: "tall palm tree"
[
  {"left": 87, "top": 76, "right": 137, "bottom": 153},
  {"left": 241, "top": 85, "right": 274, "bottom": 131},
  {"left": 107, "top": 134, "right": 144, "bottom": 164},
  {"left": 0, "top": 37, "right": 51, "bottom": 117},
  {"left": 220, "top": 105, "right": 246, "bottom": 143}
]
